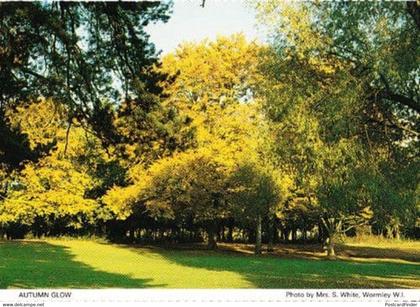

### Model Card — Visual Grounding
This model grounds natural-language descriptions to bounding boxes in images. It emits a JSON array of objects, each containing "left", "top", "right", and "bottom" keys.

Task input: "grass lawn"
[{"left": 0, "top": 239, "right": 419, "bottom": 288}]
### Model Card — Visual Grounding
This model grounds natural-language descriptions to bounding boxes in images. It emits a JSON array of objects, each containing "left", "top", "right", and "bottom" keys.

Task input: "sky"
[{"left": 146, "top": 0, "right": 266, "bottom": 55}]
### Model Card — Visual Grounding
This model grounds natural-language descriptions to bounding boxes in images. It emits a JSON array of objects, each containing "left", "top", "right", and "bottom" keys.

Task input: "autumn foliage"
[{"left": 0, "top": 2, "right": 418, "bottom": 257}]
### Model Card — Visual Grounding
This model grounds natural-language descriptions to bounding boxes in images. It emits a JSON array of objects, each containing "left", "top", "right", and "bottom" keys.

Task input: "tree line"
[{"left": 0, "top": 1, "right": 418, "bottom": 257}]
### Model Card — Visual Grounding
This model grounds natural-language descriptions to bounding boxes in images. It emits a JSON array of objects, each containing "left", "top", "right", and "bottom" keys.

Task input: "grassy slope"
[{"left": 0, "top": 239, "right": 418, "bottom": 289}]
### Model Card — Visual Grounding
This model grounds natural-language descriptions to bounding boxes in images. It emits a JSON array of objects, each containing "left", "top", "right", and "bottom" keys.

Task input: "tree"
[
  {"left": 158, "top": 34, "right": 260, "bottom": 146},
  {"left": 362, "top": 151, "right": 419, "bottom": 239},
  {"left": 316, "top": 140, "right": 373, "bottom": 257},
  {"left": 159, "top": 33, "right": 259, "bottom": 108},
  {"left": 0, "top": 99, "right": 122, "bottom": 238},
  {"left": 0, "top": 2, "right": 171, "bottom": 152},
  {"left": 0, "top": 156, "right": 100, "bottom": 238},
  {"left": 254, "top": 0, "right": 419, "bottom": 162},
  {"left": 228, "top": 160, "right": 289, "bottom": 254},
  {"left": 104, "top": 146, "right": 233, "bottom": 248},
  {"left": 253, "top": 0, "right": 419, "bottom": 254},
  {"left": 102, "top": 35, "right": 266, "bottom": 245},
  {"left": 113, "top": 98, "right": 195, "bottom": 167}
]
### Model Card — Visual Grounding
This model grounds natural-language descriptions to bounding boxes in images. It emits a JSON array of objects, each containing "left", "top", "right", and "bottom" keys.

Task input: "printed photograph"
[{"left": 0, "top": 0, "right": 419, "bottom": 289}]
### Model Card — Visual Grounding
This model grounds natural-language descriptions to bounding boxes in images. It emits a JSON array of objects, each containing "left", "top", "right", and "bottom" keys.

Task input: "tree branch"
[
  {"left": 377, "top": 90, "right": 419, "bottom": 114},
  {"left": 407, "top": 1, "right": 420, "bottom": 29}
]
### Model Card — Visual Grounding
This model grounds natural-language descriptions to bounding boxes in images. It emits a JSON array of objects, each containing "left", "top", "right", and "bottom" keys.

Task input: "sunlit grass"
[
  {"left": 344, "top": 235, "right": 420, "bottom": 250},
  {"left": 0, "top": 239, "right": 418, "bottom": 288},
  {"left": 53, "top": 239, "right": 251, "bottom": 288}
]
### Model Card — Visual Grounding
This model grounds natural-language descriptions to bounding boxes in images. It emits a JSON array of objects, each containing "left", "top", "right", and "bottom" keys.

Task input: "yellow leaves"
[
  {"left": 25, "top": 157, "right": 94, "bottom": 193},
  {"left": 5, "top": 97, "right": 109, "bottom": 164},
  {"left": 0, "top": 34, "right": 291, "bottom": 228},
  {"left": 103, "top": 144, "right": 238, "bottom": 221},
  {"left": 159, "top": 33, "right": 260, "bottom": 109},
  {"left": 157, "top": 34, "right": 273, "bottom": 202},
  {"left": 6, "top": 98, "right": 66, "bottom": 150},
  {"left": 0, "top": 153, "right": 100, "bottom": 225},
  {"left": 102, "top": 184, "right": 143, "bottom": 220},
  {"left": 360, "top": 206, "right": 374, "bottom": 220},
  {"left": 227, "top": 157, "right": 291, "bottom": 219},
  {"left": 308, "top": 57, "right": 338, "bottom": 75}
]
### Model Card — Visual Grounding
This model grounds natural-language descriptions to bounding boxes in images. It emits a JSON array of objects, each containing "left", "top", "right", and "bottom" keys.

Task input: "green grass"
[{"left": 0, "top": 239, "right": 419, "bottom": 288}]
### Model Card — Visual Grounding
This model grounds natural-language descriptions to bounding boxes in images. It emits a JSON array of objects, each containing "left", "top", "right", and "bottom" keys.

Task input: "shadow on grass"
[
  {"left": 0, "top": 241, "right": 163, "bottom": 288},
  {"left": 2, "top": 240, "right": 418, "bottom": 289},
  {"left": 152, "top": 248, "right": 420, "bottom": 288}
]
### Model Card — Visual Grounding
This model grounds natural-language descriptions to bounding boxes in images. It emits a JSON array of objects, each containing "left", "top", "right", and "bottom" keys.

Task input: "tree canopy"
[{"left": 0, "top": 2, "right": 418, "bottom": 256}]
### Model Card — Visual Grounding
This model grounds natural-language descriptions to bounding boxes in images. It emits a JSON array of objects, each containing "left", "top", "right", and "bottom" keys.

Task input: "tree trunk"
[
  {"left": 280, "top": 228, "right": 286, "bottom": 242},
  {"left": 302, "top": 228, "right": 307, "bottom": 242},
  {"left": 321, "top": 217, "right": 341, "bottom": 259},
  {"left": 207, "top": 221, "right": 218, "bottom": 250},
  {"left": 255, "top": 214, "right": 262, "bottom": 255},
  {"left": 267, "top": 216, "right": 274, "bottom": 252},
  {"left": 394, "top": 225, "right": 401, "bottom": 240},
  {"left": 227, "top": 225, "right": 233, "bottom": 242},
  {"left": 291, "top": 228, "right": 297, "bottom": 242},
  {"left": 385, "top": 226, "right": 393, "bottom": 239},
  {"left": 326, "top": 236, "right": 336, "bottom": 258},
  {"left": 219, "top": 225, "right": 225, "bottom": 242},
  {"left": 129, "top": 228, "right": 135, "bottom": 243},
  {"left": 318, "top": 222, "right": 325, "bottom": 243}
]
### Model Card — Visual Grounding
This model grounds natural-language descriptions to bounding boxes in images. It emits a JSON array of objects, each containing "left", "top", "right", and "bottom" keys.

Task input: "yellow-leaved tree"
[
  {"left": 103, "top": 35, "right": 294, "bottom": 250},
  {"left": 0, "top": 99, "right": 114, "bottom": 238}
]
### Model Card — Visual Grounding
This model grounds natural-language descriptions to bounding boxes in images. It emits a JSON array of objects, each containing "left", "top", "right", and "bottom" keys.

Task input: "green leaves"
[
  {"left": 254, "top": 0, "right": 419, "bottom": 240},
  {"left": 228, "top": 160, "right": 288, "bottom": 225},
  {"left": 0, "top": 2, "right": 171, "bottom": 142}
]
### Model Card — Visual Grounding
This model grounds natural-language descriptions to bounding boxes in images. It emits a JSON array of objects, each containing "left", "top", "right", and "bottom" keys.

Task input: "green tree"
[
  {"left": 228, "top": 160, "right": 289, "bottom": 254},
  {"left": 0, "top": 2, "right": 171, "bottom": 157},
  {"left": 253, "top": 0, "right": 419, "bottom": 253},
  {"left": 316, "top": 141, "right": 373, "bottom": 257},
  {"left": 363, "top": 152, "right": 419, "bottom": 239}
]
